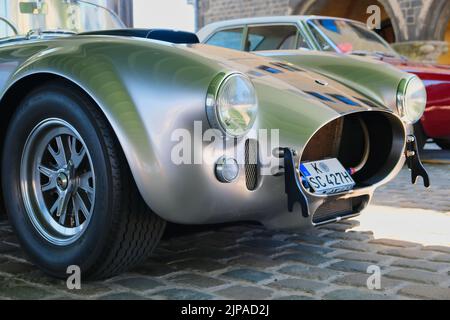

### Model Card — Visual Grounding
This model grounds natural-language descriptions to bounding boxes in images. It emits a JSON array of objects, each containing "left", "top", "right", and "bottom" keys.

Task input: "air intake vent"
[
  {"left": 313, "top": 199, "right": 353, "bottom": 225},
  {"left": 245, "top": 139, "right": 259, "bottom": 191}
]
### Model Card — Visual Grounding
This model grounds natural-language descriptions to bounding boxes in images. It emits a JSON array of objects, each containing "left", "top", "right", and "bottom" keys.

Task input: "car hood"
[{"left": 182, "top": 44, "right": 397, "bottom": 115}]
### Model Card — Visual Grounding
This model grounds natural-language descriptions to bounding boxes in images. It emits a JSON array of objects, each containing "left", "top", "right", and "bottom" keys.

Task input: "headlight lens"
[
  {"left": 397, "top": 76, "right": 427, "bottom": 124},
  {"left": 206, "top": 73, "right": 258, "bottom": 137}
]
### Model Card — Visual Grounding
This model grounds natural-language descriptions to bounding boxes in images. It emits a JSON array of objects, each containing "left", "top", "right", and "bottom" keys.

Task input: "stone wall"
[{"left": 198, "top": 0, "right": 290, "bottom": 27}]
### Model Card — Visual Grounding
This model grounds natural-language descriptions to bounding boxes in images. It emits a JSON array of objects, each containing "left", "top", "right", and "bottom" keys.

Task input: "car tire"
[
  {"left": 435, "top": 139, "right": 450, "bottom": 150},
  {"left": 1, "top": 81, "right": 165, "bottom": 280}
]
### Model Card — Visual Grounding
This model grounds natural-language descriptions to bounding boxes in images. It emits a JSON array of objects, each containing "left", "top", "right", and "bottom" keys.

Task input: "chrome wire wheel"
[{"left": 20, "top": 118, "right": 96, "bottom": 246}]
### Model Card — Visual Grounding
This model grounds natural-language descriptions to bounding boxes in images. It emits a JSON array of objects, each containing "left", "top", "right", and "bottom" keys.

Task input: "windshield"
[
  {"left": 0, "top": 0, "right": 124, "bottom": 38},
  {"left": 308, "top": 18, "right": 399, "bottom": 57}
]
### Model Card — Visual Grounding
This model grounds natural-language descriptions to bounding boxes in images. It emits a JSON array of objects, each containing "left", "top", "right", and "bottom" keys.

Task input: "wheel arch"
[{"left": 0, "top": 72, "right": 154, "bottom": 218}]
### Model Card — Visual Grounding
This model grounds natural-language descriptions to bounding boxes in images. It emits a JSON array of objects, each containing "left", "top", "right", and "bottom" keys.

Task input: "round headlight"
[
  {"left": 397, "top": 76, "right": 427, "bottom": 124},
  {"left": 206, "top": 72, "right": 258, "bottom": 137}
]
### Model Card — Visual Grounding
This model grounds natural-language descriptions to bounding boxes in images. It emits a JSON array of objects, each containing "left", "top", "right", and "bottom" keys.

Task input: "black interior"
[{"left": 80, "top": 29, "right": 200, "bottom": 44}]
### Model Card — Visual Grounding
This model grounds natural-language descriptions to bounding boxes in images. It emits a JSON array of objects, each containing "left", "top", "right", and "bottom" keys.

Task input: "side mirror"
[{"left": 19, "top": 2, "right": 48, "bottom": 15}]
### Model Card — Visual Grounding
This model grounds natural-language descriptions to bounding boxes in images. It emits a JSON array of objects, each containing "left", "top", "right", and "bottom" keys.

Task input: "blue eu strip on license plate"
[{"left": 300, "top": 158, "right": 356, "bottom": 195}]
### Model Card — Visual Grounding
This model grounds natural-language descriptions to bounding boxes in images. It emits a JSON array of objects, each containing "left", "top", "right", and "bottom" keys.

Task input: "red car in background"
[{"left": 199, "top": 16, "right": 450, "bottom": 150}]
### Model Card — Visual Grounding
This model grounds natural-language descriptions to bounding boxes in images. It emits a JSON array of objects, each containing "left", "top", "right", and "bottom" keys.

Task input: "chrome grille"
[
  {"left": 313, "top": 199, "right": 353, "bottom": 224},
  {"left": 245, "top": 139, "right": 258, "bottom": 191}
]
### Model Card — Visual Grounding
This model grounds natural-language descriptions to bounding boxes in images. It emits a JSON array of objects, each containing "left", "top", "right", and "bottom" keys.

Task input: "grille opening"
[
  {"left": 313, "top": 195, "right": 369, "bottom": 224},
  {"left": 245, "top": 139, "right": 259, "bottom": 191},
  {"left": 301, "top": 112, "right": 405, "bottom": 188}
]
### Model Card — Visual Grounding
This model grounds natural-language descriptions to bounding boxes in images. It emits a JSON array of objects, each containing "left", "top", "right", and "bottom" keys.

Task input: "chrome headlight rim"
[
  {"left": 206, "top": 71, "right": 258, "bottom": 138},
  {"left": 396, "top": 76, "right": 427, "bottom": 124}
]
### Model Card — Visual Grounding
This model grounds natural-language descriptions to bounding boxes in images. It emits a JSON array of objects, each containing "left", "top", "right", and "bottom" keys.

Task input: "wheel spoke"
[
  {"left": 68, "top": 136, "right": 87, "bottom": 169},
  {"left": 58, "top": 205, "right": 67, "bottom": 225},
  {"left": 41, "top": 178, "right": 57, "bottom": 192},
  {"left": 71, "top": 197, "right": 80, "bottom": 227},
  {"left": 38, "top": 164, "right": 57, "bottom": 178},
  {"left": 49, "top": 196, "right": 60, "bottom": 215},
  {"left": 56, "top": 190, "right": 71, "bottom": 218},
  {"left": 79, "top": 171, "right": 94, "bottom": 196},
  {"left": 75, "top": 192, "right": 91, "bottom": 219},
  {"left": 48, "top": 136, "right": 67, "bottom": 168},
  {"left": 73, "top": 148, "right": 86, "bottom": 169}
]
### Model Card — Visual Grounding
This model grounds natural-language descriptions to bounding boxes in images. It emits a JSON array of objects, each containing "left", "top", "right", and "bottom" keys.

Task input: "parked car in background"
[
  {"left": 198, "top": 16, "right": 450, "bottom": 151},
  {"left": 0, "top": 1, "right": 428, "bottom": 279}
]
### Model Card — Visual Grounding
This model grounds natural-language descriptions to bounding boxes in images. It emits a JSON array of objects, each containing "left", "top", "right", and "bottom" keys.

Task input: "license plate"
[{"left": 300, "top": 159, "right": 355, "bottom": 195}]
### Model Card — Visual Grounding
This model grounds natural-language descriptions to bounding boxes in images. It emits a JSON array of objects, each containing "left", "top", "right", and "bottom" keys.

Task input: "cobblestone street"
[{"left": 0, "top": 161, "right": 449, "bottom": 300}]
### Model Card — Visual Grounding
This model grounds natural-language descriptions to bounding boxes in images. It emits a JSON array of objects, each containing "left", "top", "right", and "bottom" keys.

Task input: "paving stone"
[
  {"left": 386, "top": 269, "right": 449, "bottom": 285},
  {"left": 63, "top": 283, "right": 114, "bottom": 297},
  {"left": 287, "top": 234, "right": 334, "bottom": 246},
  {"left": 399, "top": 285, "right": 450, "bottom": 300},
  {"left": 196, "top": 232, "right": 242, "bottom": 248},
  {"left": 288, "top": 243, "right": 334, "bottom": 255},
  {"left": 431, "top": 254, "right": 450, "bottom": 263},
  {"left": 239, "top": 239, "right": 289, "bottom": 249},
  {"left": 221, "top": 224, "right": 263, "bottom": 234},
  {"left": 228, "top": 255, "right": 280, "bottom": 268},
  {"left": 215, "top": 285, "right": 273, "bottom": 300},
  {"left": 422, "top": 246, "right": 450, "bottom": 254},
  {"left": 333, "top": 251, "right": 389, "bottom": 264},
  {"left": 331, "top": 240, "right": 378, "bottom": 252},
  {"left": 0, "top": 279, "right": 54, "bottom": 300},
  {"left": 129, "top": 261, "right": 177, "bottom": 277},
  {"left": 391, "top": 258, "right": 449, "bottom": 272},
  {"left": 151, "top": 288, "right": 214, "bottom": 300},
  {"left": 322, "top": 289, "right": 393, "bottom": 300},
  {"left": 268, "top": 278, "right": 327, "bottom": 295},
  {"left": 324, "top": 231, "right": 373, "bottom": 242},
  {"left": 169, "top": 258, "right": 226, "bottom": 272},
  {"left": 369, "top": 239, "right": 419, "bottom": 248},
  {"left": 377, "top": 248, "right": 433, "bottom": 260},
  {"left": 168, "top": 273, "right": 225, "bottom": 288},
  {"left": 113, "top": 277, "right": 163, "bottom": 291},
  {"left": 235, "top": 245, "right": 287, "bottom": 256},
  {"left": 0, "top": 261, "right": 36, "bottom": 275},
  {"left": 0, "top": 242, "right": 18, "bottom": 254},
  {"left": 321, "top": 222, "right": 358, "bottom": 232},
  {"left": 17, "top": 270, "right": 66, "bottom": 287},
  {"left": 333, "top": 273, "right": 404, "bottom": 291},
  {"left": 274, "top": 295, "right": 314, "bottom": 300},
  {"left": 275, "top": 252, "right": 331, "bottom": 266},
  {"left": 222, "top": 269, "right": 272, "bottom": 283},
  {"left": 329, "top": 260, "right": 378, "bottom": 273},
  {"left": 98, "top": 292, "right": 149, "bottom": 300},
  {"left": 278, "top": 265, "right": 339, "bottom": 281}
]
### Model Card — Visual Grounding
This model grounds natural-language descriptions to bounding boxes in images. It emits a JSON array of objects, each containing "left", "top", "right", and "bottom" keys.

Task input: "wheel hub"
[
  {"left": 20, "top": 118, "right": 96, "bottom": 246},
  {"left": 56, "top": 172, "right": 69, "bottom": 191}
]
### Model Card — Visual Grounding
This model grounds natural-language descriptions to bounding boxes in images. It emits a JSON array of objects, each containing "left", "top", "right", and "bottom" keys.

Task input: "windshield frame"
[
  {"left": 0, "top": 16, "right": 18, "bottom": 36},
  {"left": 306, "top": 18, "right": 399, "bottom": 57}
]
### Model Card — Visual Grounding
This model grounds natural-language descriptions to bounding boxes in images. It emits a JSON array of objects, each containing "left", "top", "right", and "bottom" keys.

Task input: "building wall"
[{"left": 198, "top": 0, "right": 290, "bottom": 27}]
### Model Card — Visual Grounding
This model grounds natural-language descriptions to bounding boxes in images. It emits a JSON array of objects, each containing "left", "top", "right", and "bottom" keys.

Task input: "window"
[
  {"left": 309, "top": 25, "right": 334, "bottom": 52},
  {"left": 205, "top": 28, "right": 244, "bottom": 50},
  {"left": 245, "top": 25, "right": 307, "bottom": 51}
]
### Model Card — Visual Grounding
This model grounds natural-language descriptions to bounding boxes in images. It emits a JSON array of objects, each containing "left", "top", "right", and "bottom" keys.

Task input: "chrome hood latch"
[{"left": 406, "top": 135, "right": 430, "bottom": 188}]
